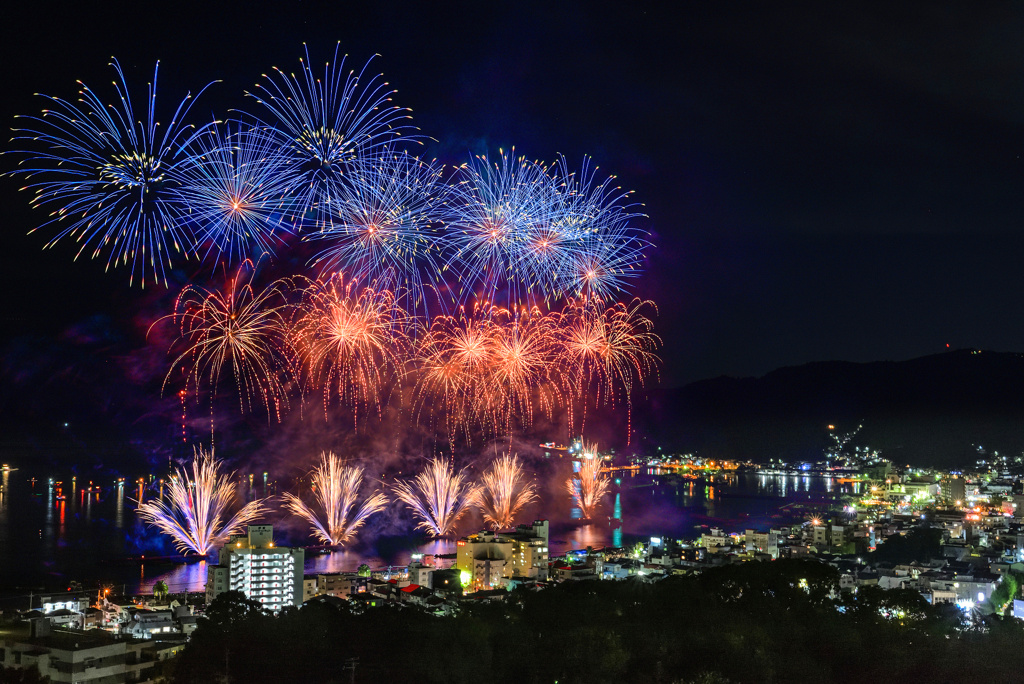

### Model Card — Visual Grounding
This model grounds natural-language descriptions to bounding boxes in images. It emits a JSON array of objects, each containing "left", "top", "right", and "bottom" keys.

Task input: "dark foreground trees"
[{"left": 173, "top": 561, "right": 1024, "bottom": 684}]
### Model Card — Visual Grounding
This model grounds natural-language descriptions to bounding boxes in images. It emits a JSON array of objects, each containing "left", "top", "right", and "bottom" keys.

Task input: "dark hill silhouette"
[{"left": 636, "top": 349, "right": 1024, "bottom": 468}]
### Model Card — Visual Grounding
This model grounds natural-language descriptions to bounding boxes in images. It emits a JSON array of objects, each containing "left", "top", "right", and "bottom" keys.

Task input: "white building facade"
[{"left": 206, "top": 525, "right": 304, "bottom": 611}]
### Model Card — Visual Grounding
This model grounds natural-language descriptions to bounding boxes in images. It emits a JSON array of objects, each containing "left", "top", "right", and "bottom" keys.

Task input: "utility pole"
[{"left": 343, "top": 657, "right": 358, "bottom": 684}]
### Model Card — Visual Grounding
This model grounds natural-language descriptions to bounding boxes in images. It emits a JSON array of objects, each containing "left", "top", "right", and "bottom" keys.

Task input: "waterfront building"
[
  {"left": 314, "top": 572, "right": 369, "bottom": 600},
  {"left": 36, "top": 591, "right": 91, "bottom": 615},
  {"left": 25, "top": 591, "right": 93, "bottom": 630},
  {"left": 205, "top": 525, "right": 304, "bottom": 611},
  {"left": 455, "top": 520, "right": 550, "bottom": 590},
  {"left": 700, "top": 528, "right": 731, "bottom": 552},
  {"left": 408, "top": 560, "right": 434, "bottom": 589}
]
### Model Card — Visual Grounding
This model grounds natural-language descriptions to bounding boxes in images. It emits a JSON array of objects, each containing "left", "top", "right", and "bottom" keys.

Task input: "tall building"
[
  {"left": 206, "top": 525, "right": 304, "bottom": 611},
  {"left": 456, "top": 520, "right": 549, "bottom": 590},
  {"left": 941, "top": 477, "right": 966, "bottom": 504}
]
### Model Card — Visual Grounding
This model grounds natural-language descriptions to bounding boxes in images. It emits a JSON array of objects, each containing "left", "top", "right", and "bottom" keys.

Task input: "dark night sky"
[{"left": 1, "top": 1, "right": 1021, "bottom": 387}]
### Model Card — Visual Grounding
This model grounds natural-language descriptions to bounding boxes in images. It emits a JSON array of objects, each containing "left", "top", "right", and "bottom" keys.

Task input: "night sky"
[{"left": 1, "top": 2, "right": 1021, "bottom": 387}]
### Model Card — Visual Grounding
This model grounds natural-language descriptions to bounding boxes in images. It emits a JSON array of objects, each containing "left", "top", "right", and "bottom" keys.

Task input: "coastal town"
[{"left": 4, "top": 438, "right": 1024, "bottom": 682}]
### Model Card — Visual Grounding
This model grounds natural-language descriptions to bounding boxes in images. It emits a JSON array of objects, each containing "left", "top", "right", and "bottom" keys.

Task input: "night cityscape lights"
[{"left": 2, "top": 20, "right": 1023, "bottom": 683}]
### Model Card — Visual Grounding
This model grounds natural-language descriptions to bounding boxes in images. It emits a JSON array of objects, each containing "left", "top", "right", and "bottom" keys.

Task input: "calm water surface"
[{"left": 0, "top": 466, "right": 860, "bottom": 595}]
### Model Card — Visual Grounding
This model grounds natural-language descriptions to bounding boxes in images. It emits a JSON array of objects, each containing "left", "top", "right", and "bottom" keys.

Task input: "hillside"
[{"left": 636, "top": 349, "right": 1024, "bottom": 467}]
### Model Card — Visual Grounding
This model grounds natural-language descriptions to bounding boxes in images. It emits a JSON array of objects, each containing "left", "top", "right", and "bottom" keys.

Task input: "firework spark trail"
[
  {"left": 393, "top": 457, "right": 477, "bottom": 537},
  {"left": 5, "top": 60, "right": 216, "bottom": 287},
  {"left": 290, "top": 274, "right": 412, "bottom": 422},
  {"left": 171, "top": 122, "right": 300, "bottom": 265},
  {"left": 566, "top": 444, "right": 610, "bottom": 520},
  {"left": 136, "top": 447, "right": 267, "bottom": 555},
  {"left": 247, "top": 43, "right": 418, "bottom": 226},
  {"left": 473, "top": 453, "right": 538, "bottom": 530},
  {"left": 159, "top": 258, "right": 294, "bottom": 420},
  {"left": 307, "top": 147, "right": 452, "bottom": 311},
  {"left": 282, "top": 451, "right": 387, "bottom": 546}
]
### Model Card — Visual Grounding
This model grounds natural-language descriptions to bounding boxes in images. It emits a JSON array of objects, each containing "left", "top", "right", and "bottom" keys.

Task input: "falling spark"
[
  {"left": 567, "top": 444, "right": 610, "bottom": 519},
  {"left": 393, "top": 457, "right": 476, "bottom": 537}
]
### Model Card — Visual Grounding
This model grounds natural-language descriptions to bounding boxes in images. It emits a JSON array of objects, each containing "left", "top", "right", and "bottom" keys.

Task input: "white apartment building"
[{"left": 206, "top": 525, "right": 304, "bottom": 611}]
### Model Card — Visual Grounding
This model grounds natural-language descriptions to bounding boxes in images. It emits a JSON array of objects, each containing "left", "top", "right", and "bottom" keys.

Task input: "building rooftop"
[{"left": 0, "top": 623, "right": 120, "bottom": 650}]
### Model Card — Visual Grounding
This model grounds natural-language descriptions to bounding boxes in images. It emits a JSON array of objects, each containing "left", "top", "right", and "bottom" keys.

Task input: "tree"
[
  {"left": 153, "top": 580, "right": 169, "bottom": 601},
  {"left": 357, "top": 564, "right": 371, "bottom": 578},
  {"left": 678, "top": 674, "right": 734, "bottom": 684},
  {"left": 986, "top": 571, "right": 1023, "bottom": 616},
  {"left": 0, "top": 665, "right": 50, "bottom": 683},
  {"left": 870, "top": 526, "right": 942, "bottom": 565},
  {"left": 202, "top": 590, "right": 266, "bottom": 631}
]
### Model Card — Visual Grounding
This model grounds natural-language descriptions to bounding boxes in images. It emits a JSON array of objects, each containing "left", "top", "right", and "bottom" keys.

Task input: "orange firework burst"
[
  {"left": 159, "top": 258, "right": 293, "bottom": 419},
  {"left": 473, "top": 453, "right": 538, "bottom": 530},
  {"left": 556, "top": 297, "right": 660, "bottom": 435},
  {"left": 566, "top": 443, "right": 610, "bottom": 519},
  {"left": 282, "top": 451, "right": 387, "bottom": 546},
  {"left": 290, "top": 274, "right": 412, "bottom": 422},
  {"left": 413, "top": 308, "right": 497, "bottom": 439},
  {"left": 488, "top": 307, "right": 562, "bottom": 430},
  {"left": 412, "top": 304, "right": 562, "bottom": 440}
]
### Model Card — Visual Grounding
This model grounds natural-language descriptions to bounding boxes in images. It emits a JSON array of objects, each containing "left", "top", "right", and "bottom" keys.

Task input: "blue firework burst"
[
  {"left": 6, "top": 59, "right": 215, "bottom": 286},
  {"left": 444, "top": 149, "right": 557, "bottom": 306},
  {"left": 246, "top": 43, "right": 418, "bottom": 227},
  {"left": 445, "top": 150, "right": 648, "bottom": 306},
  {"left": 171, "top": 122, "right": 301, "bottom": 266},
  {"left": 307, "top": 146, "right": 452, "bottom": 309},
  {"left": 548, "top": 155, "right": 648, "bottom": 300}
]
